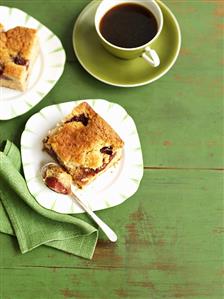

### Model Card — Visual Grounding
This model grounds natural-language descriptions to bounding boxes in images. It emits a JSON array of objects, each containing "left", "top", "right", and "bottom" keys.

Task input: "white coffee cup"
[{"left": 95, "top": 0, "right": 163, "bottom": 67}]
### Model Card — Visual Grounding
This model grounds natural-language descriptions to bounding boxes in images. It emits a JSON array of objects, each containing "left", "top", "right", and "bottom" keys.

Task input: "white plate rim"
[
  {"left": 21, "top": 99, "right": 144, "bottom": 214},
  {"left": 0, "top": 6, "right": 66, "bottom": 120}
]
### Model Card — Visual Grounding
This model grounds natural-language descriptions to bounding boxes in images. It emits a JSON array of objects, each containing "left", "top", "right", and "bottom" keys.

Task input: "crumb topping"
[
  {"left": 43, "top": 102, "right": 124, "bottom": 188},
  {"left": 0, "top": 23, "right": 37, "bottom": 79}
]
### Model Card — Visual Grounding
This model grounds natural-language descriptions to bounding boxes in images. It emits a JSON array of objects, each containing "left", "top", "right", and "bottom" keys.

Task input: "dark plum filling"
[
  {"left": 100, "top": 146, "right": 113, "bottom": 155},
  {"left": 0, "top": 64, "right": 4, "bottom": 76},
  {"left": 0, "top": 75, "right": 12, "bottom": 81},
  {"left": 65, "top": 113, "right": 89, "bottom": 126},
  {"left": 13, "top": 55, "right": 29, "bottom": 68},
  {"left": 45, "top": 176, "right": 70, "bottom": 195},
  {"left": 78, "top": 153, "right": 116, "bottom": 181}
]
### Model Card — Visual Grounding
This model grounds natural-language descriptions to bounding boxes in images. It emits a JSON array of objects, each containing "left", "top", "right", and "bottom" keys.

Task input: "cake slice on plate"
[
  {"left": 43, "top": 102, "right": 124, "bottom": 188},
  {"left": 0, "top": 23, "right": 39, "bottom": 91}
]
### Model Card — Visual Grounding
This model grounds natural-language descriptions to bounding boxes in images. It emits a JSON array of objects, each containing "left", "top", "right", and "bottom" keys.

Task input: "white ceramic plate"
[
  {"left": 0, "top": 6, "right": 66, "bottom": 120},
  {"left": 21, "top": 99, "right": 144, "bottom": 214}
]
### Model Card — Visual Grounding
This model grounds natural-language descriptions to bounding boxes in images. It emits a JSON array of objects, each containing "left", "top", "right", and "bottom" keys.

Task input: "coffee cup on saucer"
[{"left": 95, "top": 0, "right": 163, "bottom": 67}]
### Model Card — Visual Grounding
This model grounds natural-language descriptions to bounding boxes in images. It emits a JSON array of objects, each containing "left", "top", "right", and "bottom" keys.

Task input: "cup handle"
[{"left": 141, "top": 46, "right": 160, "bottom": 67}]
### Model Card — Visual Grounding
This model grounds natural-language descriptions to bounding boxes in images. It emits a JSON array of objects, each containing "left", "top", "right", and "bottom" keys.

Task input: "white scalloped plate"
[
  {"left": 21, "top": 99, "right": 144, "bottom": 214},
  {"left": 0, "top": 6, "right": 66, "bottom": 120}
]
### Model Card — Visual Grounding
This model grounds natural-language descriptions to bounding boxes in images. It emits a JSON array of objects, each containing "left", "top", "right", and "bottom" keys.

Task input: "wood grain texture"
[
  {"left": 0, "top": 0, "right": 223, "bottom": 168},
  {"left": 1, "top": 170, "right": 223, "bottom": 298},
  {"left": 0, "top": 0, "right": 223, "bottom": 298}
]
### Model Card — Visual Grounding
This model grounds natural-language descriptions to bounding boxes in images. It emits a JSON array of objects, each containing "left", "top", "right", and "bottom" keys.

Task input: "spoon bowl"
[{"left": 41, "top": 162, "right": 118, "bottom": 242}]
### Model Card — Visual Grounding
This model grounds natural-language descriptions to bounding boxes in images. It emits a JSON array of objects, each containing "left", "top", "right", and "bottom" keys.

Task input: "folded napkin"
[{"left": 0, "top": 141, "right": 98, "bottom": 259}]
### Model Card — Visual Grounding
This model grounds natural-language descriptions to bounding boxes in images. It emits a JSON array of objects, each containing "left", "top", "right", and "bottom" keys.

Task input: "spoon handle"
[{"left": 71, "top": 190, "right": 117, "bottom": 242}]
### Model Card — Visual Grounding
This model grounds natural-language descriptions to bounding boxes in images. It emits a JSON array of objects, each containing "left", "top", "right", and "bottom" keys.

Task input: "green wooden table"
[{"left": 0, "top": 0, "right": 223, "bottom": 298}]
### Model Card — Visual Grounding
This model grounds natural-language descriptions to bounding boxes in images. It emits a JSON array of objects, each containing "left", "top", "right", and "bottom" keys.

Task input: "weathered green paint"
[
  {"left": 0, "top": 0, "right": 223, "bottom": 298},
  {"left": 0, "top": 170, "right": 223, "bottom": 298},
  {"left": 0, "top": 0, "right": 223, "bottom": 168}
]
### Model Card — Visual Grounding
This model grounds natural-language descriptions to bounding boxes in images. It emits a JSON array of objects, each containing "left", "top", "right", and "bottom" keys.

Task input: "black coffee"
[{"left": 99, "top": 3, "right": 158, "bottom": 48}]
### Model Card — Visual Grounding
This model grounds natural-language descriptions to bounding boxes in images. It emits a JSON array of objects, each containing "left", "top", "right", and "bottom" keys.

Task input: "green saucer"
[{"left": 73, "top": 0, "right": 181, "bottom": 87}]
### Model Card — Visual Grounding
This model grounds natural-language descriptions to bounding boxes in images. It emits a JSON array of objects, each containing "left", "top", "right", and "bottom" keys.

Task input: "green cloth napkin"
[{"left": 0, "top": 141, "right": 98, "bottom": 259}]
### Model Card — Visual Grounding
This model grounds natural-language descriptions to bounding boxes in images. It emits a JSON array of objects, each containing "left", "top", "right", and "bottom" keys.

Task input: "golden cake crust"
[
  {"left": 43, "top": 102, "right": 124, "bottom": 188},
  {"left": 0, "top": 23, "right": 38, "bottom": 90}
]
